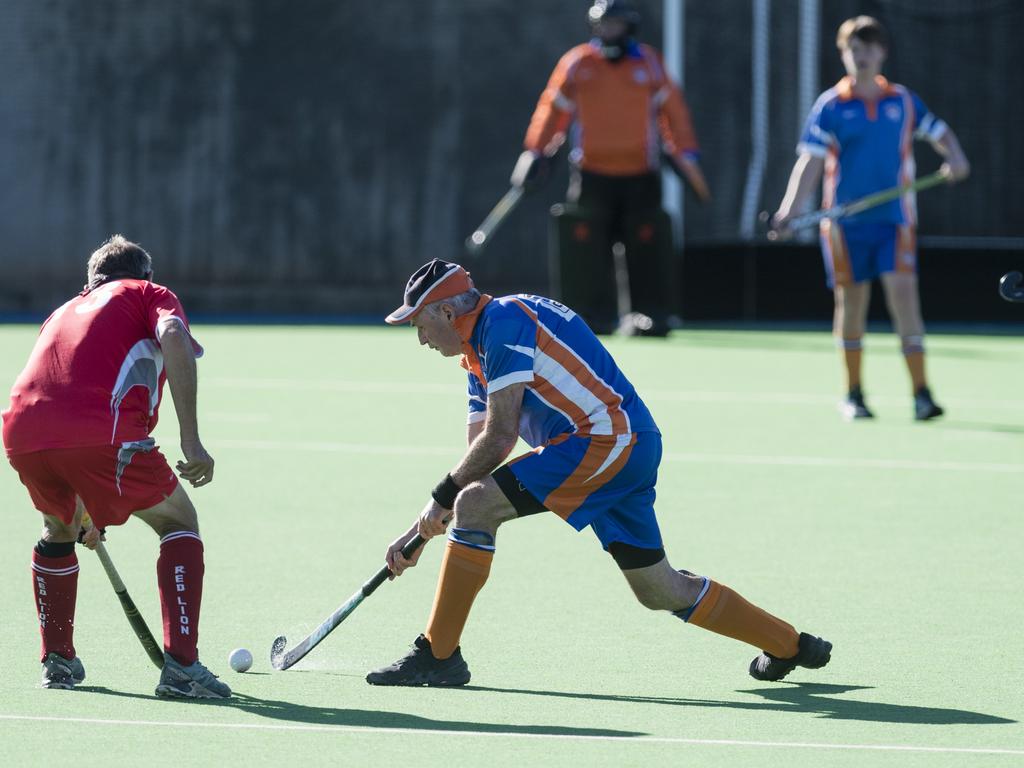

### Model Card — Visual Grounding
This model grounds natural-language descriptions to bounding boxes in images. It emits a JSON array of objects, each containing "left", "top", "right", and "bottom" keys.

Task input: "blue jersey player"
[
  {"left": 772, "top": 16, "right": 970, "bottom": 421},
  {"left": 365, "top": 258, "right": 831, "bottom": 686}
]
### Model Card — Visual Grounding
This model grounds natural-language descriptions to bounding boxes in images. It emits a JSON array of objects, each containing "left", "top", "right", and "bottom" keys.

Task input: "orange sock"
[
  {"left": 424, "top": 540, "right": 493, "bottom": 660},
  {"left": 686, "top": 581, "right": 799, "bottom": 658}
]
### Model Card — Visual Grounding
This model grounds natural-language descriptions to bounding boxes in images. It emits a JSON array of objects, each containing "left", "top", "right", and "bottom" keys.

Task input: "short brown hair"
[
  {"left": 86, "top": 235, "right": 152, "bottom": 289},
  {"left": 836, "top": 16, "right": 888, "bottom": 51}
]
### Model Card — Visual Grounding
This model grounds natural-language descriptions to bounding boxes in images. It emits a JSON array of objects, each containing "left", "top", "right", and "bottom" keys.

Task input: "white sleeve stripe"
[
  {"left": 503, "top": 343, "right": 535, "bottom": 358},
  {"left": 468, "top": 394, "right": 486, "bottom": 405},
  {"left": 487, "top": 370, "right": 534, "bottom": 393},
  {"left": 466, "top": 411, "right": 486, "bottom": 425},
  {"left": 797, "top": 142, "right": 829, "bottom": 158},
  {"left": 916, "top": 116, "right": 947, "bottom": 141},
  {"left": 808, "top": 124, "right": 837, "bottom": 146}
]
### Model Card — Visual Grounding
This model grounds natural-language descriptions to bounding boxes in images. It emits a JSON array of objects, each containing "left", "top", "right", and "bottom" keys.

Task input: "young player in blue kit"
[{"left": 772, "top": 16, "right": 970, "bottom": 421}]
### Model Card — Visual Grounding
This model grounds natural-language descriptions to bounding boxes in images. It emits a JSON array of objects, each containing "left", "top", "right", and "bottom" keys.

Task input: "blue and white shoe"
[
  {"left": 41, "top": 652, "right": 86, "bottom": 690},
  {"left": 155, "top": 654, "right": 231, "bottom": 699}
]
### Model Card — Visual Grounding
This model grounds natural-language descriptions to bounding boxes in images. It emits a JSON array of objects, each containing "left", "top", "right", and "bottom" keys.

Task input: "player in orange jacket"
[{"left": 511, "top": 0, "right": 710, "bottom": 336}]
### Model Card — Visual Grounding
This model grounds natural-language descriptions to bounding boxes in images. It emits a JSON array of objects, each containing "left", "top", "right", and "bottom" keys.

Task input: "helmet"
[{"left": 587, "top": 0, "right": 640, "bottom": 36}]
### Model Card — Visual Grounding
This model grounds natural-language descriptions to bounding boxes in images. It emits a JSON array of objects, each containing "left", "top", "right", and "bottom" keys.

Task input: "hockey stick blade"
[
  {"left": 999, "top": 271, "right": 1024, "bottom": 303},
  {"left": 270, "top": 533, "right": 427, "bottom": 671}
]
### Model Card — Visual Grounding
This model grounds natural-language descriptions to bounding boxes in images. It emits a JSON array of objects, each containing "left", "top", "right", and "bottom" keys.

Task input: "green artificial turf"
[{"left": 1, "top": 325, "right": 1022, "bottom": 767}]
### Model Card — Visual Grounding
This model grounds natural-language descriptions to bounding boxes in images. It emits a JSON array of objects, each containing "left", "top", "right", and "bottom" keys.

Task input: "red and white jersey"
[{"left": 2, "top": 279, "right": 202, "bottom": 456}]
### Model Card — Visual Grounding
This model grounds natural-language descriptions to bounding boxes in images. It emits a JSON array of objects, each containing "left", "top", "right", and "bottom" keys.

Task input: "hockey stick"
[
  {"left": 762, "top": 169, "right": 948, "bottom": 241},
  {"left": 271, "top": 533, "right": 428, "bottom": 671},
  {"left": 464, "top": 186, "right": 525, "bottom": 256},
  {"left": 92, "top": 540, "right": 165, "bottom": 669},
  {"left": 999, "top": 271, "right": 1024, "bottom": 303}
]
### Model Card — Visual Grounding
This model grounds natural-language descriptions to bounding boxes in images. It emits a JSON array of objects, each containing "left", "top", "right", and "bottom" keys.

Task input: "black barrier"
[{"left": 676, "top": 243, "right": 1024, "bottom": 325}]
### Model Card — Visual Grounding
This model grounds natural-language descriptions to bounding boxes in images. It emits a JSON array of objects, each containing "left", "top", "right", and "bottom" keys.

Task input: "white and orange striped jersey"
[{"left": 458, "top": 294, "right": 659, "bottom": 448}]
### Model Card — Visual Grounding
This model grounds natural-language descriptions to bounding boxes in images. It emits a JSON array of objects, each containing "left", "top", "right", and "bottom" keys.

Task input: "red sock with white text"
[
  {"left": 157, "top": 531, "right": 204, "bottom": 666},
  {"left": 31, "top": 550, "right": 79, "bottom": 662}
]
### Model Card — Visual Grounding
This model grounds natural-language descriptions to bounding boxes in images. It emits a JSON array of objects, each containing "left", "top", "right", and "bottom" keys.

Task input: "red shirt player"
[{"left": 2, "top": 235, "right": 230, "bottom": 698}]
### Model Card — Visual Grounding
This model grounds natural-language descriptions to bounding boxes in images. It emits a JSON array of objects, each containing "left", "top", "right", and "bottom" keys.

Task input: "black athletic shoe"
[
  {"left": 40, "top": 653, "right": 86, "bottom": 690},
  {"left": 840, "top": 387, "right": 874, "bottom": 421},
  {"left": 748, "top": 632, "right": 832, "bottom": 682},
  {"left": 914, "top": 386, "right": 944, "bottom": 421},
  {"left": 366, "top": 634, "right": 471, "bottom": 687}
]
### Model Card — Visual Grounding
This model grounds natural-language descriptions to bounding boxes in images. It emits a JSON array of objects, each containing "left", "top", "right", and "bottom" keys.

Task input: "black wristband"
[{"left": 431, "top": 473, "right": 462, "bottom": 509}]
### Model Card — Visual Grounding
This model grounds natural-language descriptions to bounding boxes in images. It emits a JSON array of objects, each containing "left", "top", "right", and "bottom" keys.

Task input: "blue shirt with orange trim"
[
  {"left": 459, "top": 294, "right": 659, "bottom": 448},
  {"left": 798, "top": 76, "right": 947, "bottom": 225}
]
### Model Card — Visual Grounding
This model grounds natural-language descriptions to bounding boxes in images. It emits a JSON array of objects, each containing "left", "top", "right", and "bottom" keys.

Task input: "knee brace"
[
  {"left": 900, "top": 335, "right": 925, "bottom": 355},
  {"left": 449, "top": 528, "right": 495, "bottom": 552},
  {"left": 607, "top": 541, "right": 665, "bottom": 570},
  {"left": 672, "top": 574, "right": 711, "bottom": 622}
]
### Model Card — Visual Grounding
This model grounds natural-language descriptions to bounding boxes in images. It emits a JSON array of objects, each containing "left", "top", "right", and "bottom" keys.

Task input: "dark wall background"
[{"left": 0, "top": 0, "right": 1020, "bottom": 318}]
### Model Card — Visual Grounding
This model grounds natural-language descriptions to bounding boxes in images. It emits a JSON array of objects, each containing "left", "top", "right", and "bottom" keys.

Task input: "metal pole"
[
  {"left": 739, "top": 0, "right": 771, "bottom": 239},
  {"left": 662, "top": 0, "right": 684, "bottom": 244},
  {"left": 796, "top": 0, "right": 820, "bottom": 242}
]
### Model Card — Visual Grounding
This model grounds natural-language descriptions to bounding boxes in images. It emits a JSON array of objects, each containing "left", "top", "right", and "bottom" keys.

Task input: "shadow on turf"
[
  {"left": 464, "top": 682, "right": 1015, "bottom": 726},
  {"left": 74, "top": 687, "right": 644, "bottom": 738},
  {"left": 937, "top": 421, "right": 1024, "bottom": 435}
]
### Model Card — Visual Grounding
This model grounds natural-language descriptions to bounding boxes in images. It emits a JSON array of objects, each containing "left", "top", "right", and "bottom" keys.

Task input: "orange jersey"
[{"left": 524, "top": 41, "right": 699, "bottom": 176}]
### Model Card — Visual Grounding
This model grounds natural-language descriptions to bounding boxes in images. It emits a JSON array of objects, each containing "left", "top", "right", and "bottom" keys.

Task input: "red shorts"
[{"left": 8, "top": 440, "right": 178, "bottom": 528}]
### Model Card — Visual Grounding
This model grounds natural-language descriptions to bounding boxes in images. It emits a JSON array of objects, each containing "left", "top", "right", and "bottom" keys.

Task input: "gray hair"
[
  {"left": 86, "top": 235, "right": 153, "bottom": 289},
  {"left": 423, "top": 288, "right": 481, "bottom": 318}
]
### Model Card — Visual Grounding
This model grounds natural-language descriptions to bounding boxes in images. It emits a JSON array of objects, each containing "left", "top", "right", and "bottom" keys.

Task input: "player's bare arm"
[
  {"left": 417, "top": 382, "right": 525, "bottom": 540},
  {"left": 932, "top": 127, "right": 970, "bottom": 182},
  {"left": 773, "top": 152, "right": 825, "bottom": 231},
  {"left": 451, "top": 382, "right": 525, "bottom": 488},
  {"left": 386, "top": 385, "right": 525, "bottom": 576},
  {"left": 158, "top": 320, "right": 214, "bottom": 487}
]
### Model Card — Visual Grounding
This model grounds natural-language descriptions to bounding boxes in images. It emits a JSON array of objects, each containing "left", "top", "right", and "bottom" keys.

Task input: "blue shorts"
[
  {"left": 820, "top": 221, "right": 917, "bottom": 287},
  {"left": 506, "top": 431, "right": 663, "bottom": 551}
]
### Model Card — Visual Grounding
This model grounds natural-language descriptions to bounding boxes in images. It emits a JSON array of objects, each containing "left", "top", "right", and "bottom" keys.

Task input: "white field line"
[
  {"left": 205, "top": 378, "right": 1024, "bottom": 411},
  {"left": 0, "top": 714, "right": 1021, "bottom": 756},
  {"left": 214, "top": 438, "right": 1021, "bottom": 474}
]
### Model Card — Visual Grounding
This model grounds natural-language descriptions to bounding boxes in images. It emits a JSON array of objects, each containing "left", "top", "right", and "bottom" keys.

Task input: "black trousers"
[
  {"left": 565, "top": 169, "right": 674, "bottom": 328},
  {"left": 567, "top": 170, "right": 663, "bottom": 236}
]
